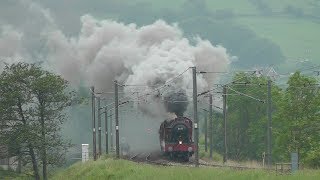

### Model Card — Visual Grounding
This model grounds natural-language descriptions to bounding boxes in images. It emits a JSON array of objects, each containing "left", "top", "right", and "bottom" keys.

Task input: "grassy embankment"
[{"left": 52, "top": 156, "right": 320, "bottom": 180}]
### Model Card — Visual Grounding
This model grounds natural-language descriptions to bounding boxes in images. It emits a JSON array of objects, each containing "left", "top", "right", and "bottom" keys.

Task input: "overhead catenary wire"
[
  {"left": 198, "top": 71, "right": 229, "bottom": 74},
  {"left": 197, "top": 85, "right": 223, "bottom": 97},
  {"left": 114, "top": 83, "right": 158, "bottom": 87},
  {"left": 200, "top": 103, "right": 223, "bottom": 110},
  {"left": 273, "top": 64, "right": 320, "bottom": 77},
  {"left": 116, "top": 67, "right": 191, "bottom": 104},
  {"left": 95, "top": 92, "right": 125, "bottom": 94},
  {"left": 227, "top": 86, "right": 265, "bottom": 103},
  {"left": 94, "top": 66, "right": 319, "bottom": 110},
  {"left": 97, "top": 67, "right": 192, "bottom": 110}
]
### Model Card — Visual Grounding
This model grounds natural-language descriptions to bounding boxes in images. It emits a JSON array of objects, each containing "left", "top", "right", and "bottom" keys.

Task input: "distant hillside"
[
  {"left": 34, "top": 0, "right": 320, "bottom": 69},
  {"left": 127, "top": 0, "right": 320, "bottom": 66}
]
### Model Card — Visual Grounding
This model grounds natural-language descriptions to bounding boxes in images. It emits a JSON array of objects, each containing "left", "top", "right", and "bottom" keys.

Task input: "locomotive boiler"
[{"left": 159, "top": 116, "right": 196, "bottom": 161}]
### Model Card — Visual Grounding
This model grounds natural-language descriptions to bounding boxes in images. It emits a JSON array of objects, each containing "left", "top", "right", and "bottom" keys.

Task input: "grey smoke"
[
  {"left": 0, "top": 1, "right": 231, "bottom": 118},
  {"left": 0, "top": 1, "right": 233, "bottom": 153},
  {"left": 0, "top": 0, "right": 57, "bottom": 71},
  {"left": 163, "top": 89, "right": 188, "bottom": 117}
]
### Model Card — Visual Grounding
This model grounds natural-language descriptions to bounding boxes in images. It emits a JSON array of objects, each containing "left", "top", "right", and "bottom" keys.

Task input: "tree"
[
  {"left": 0, "top": 63, "right": 73, "bottom": 179},
  {"left": 273, "top": 72, "right": 320, "bottom": 167},
  {"left": 219, "top": 73, "right": 281, "bottom": 161}
]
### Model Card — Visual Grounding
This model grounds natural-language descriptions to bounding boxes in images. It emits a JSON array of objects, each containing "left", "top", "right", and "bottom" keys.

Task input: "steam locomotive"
[{"left": 159, "top": 116, "right": 196, "bottom": 161}]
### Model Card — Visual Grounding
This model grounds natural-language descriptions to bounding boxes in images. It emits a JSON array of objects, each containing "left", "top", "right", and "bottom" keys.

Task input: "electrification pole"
[
  {"left": 223, "top": 85, "right": 227, "bottom": 163},
  {"left": 115, "top": 80, "right": 120, "bottom": 158},
  {"left": 105, "top": 106, "right": 108, "bottom": 154},
  {"left": 204, "top": 110, "right": 208, "bottom": 152},
  {"left": 267, "top": 79, "right": 272, "bottom": 167},
  {"left": 110, "top": 109, "right": 113, "bottom": 152},
  {"left": 97, "top": 97, "right": 102, "bottom": 157},
  {"left": 209, "top": 93, "right": 213, "bottom": 159},
  {"left": 91, "top": 86, "right": 97, "bottom": 161},
  {"left": 192, "top": 67, "right": 199, "bottom": 167}
]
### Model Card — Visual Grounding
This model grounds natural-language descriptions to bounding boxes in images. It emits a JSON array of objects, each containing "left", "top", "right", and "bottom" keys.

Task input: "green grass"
[
  {"left": 52, "top": 157, "right": 320, "bottom": 180},
  {"left": 199, "top": 135, "right": 223, "bottom": 162},
  {"left": 0, "top": 168, "right": 18, "bottom": 178},
  {"left": 0, "top": 168, "right": 33, "bottom": 179}
]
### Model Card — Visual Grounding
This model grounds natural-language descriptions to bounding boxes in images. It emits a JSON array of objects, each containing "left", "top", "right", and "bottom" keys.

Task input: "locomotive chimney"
[
  {"left": 176, "top": 112, "right": 184, "bottom": 118},
  {"left": 164, "top": 90, "right": 188, "bottom": 118}
]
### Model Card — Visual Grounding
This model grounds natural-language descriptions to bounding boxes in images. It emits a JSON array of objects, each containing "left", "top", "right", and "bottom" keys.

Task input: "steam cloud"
[
  {"left": 163, "top": 90, "right": 188, "bottom": 117},
  {"left": 1, "top": 1, "right": 231, "bottom": 118},
  {"left": 0, "top": 1, "right": 233, "bottom": 153}
]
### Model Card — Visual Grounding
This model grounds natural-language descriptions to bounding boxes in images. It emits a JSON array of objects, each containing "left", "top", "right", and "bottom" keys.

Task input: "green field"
[
  {"left": 266, "top": 0, "right": 317, "bottom": 13},
  {"left": 51, "top": 157, "right": 320, "bottom": 180},
  {"left": 237, "top": 17, "right": 320, "bottom": 62},
  {"left": 120, "top": 0, "right": 320, "bottom": 64}
]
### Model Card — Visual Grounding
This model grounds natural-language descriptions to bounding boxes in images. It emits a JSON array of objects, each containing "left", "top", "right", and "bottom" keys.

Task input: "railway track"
[
  {"left": 128, "top": 152, "right": 261, "bottom": 170},
  {"left": 130, "top": 153, "right": 141, "bottom": 161},
  {"left": 129, "top": 152, "right": 197, "bottom": 167},
  {"left": 198, "top": 162, "right": 258, "bottom": 170},
  {"left": 129, "top": 152, "right": 171, "bottom": 166}
]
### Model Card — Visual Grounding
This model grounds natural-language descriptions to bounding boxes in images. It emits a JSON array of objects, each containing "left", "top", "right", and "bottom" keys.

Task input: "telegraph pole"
[
  {"left": 267, "top": 79, "right": 272, "bottom": 167},
  {"left": 105, "top": 106, "right": 108, "bottom": 154},
  {"left": 110, "top": 109, "right": 113, "bottom": 152},
  {"left": 114, "top": 80, "right": 120, "bottom": 158},
  {"left": 204, "top": 110, "right": 208, "bottom": 152},
  {"left": 209, "top": 93, "right": 213, "bottom": 159},
  {"left": 97, "top": 97, "right": 102, "bottom": 157},
  {"left": 192, "top": 67, "right": 199, "bottom": 167},
  {"left": 91, "top": 86, "right": 97, "bottom": 161},
  {"left": 223, "top": 85, "right": 227, "bottom": 163}
]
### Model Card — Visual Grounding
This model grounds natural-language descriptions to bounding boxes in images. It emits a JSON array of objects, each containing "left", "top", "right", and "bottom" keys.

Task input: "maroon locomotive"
[{"left": 159, "top": 116, "right": 196, "bottom": 161}]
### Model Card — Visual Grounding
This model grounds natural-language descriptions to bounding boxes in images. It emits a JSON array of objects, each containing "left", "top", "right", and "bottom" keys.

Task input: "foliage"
[
  {"left": 0, "top": 62, "right": 73, "bottom": 179},
  {"left": 273, "top": 72, "right": 320, "bottom": 167},
  {"left": 213, "top": 73, "right": 281, "bottom": 161},
  {"left": 217, "top": 72, "right": 320, "bottom": 168}
]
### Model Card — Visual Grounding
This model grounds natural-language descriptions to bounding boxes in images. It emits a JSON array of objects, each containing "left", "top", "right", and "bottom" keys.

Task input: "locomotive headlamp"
[
  {"left": 194, "top": 123, "right": 198, "bottom": 129},
  {"left": 168, "top": 146, "right": 173, "bottom": 152},
  {"left": 179, "top": 141, "right": 182, "bottom": 145},
  {"left": 188, "top": 147, "right": 193, "bottom": 152}
]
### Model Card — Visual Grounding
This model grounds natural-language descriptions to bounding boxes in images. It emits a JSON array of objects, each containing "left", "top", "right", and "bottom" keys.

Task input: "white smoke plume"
[
  {"left": 0, "top": 1, "right": 233, "bottom": 152},
  {"left": 0, "top": 25, "right": 26, "bottom": 71},
  {"left": 45, "top": 15, "right": 231, "bottom": 116},
  {"left": 0, "top": 0, "right": 56, "bottom": 70},
  {"left": 0, "top": 1, "right": 231, "bottom": 117}
]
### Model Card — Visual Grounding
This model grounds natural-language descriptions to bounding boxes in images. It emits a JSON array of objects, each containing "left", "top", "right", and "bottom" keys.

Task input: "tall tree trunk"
[
  {"left": 41, "top": 120, "right": 47, "bottom": 180},
  {"left": 28, "top": 145, "right": 40, "bottom": 180},
  {"left": 17, "top": 99, "right": 40, "bottom": 180},
  {"left": 40, "top": 99, "right": 47, "bottom": 180},
  {"left": 17, "top": 149, "right": 22, "bottom": 173}
]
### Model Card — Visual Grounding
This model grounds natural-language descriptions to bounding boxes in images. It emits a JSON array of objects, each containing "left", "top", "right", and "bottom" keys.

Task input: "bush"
[{"left": 304, "top": 149, "right": 320, "bottom": 168}]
